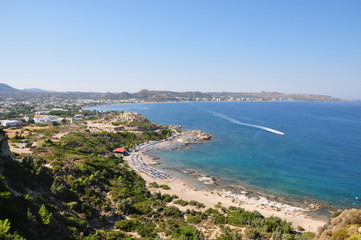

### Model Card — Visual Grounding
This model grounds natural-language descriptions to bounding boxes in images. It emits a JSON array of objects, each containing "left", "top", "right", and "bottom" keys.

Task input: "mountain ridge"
[
  {"left": 0, "top": 83, "right": 22, "bottom": 93},
  {"left": 0, "top": 83, "right": 348, "bottom": 101}
]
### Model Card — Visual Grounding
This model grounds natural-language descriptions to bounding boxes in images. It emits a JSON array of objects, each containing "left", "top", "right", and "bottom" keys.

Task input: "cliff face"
[{"left": 0, "top": 129, "right": 13, "bottom": 163}]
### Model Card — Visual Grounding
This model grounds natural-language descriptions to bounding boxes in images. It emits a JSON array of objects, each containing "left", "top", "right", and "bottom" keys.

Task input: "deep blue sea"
[{"left": 87, "top": 101, "right": 361, "bottom": 209}]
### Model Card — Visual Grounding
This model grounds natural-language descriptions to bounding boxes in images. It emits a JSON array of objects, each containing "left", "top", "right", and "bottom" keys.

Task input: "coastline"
[{"left": 124, "top": 131, "right": 327, "bottom": 232}]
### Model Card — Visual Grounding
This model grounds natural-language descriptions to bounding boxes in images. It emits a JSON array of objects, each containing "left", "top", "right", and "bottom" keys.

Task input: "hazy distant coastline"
[{"left": 0, "top": 83, "right": 355, "bottom": 103}]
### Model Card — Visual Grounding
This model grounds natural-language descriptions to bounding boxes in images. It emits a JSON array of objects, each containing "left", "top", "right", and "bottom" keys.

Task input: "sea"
[{"left": 87, "top": 101, "right": 361, "bottom": 209}]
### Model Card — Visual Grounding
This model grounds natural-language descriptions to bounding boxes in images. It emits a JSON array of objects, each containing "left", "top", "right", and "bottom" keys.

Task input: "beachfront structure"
[
  {"left": 0, "top": 120, "right": 23, "bottom": 127},
  {"left": 113, "top": 147, "right": 128, "bottom": 156},
  {"left": 129, "top": 153, "right": 171, "bottom": 179},
  {"left": 34, "top": 115, "right": 62, "bottom": 124}
]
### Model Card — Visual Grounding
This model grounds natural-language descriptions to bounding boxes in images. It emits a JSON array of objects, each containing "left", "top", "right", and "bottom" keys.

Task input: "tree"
[
  {"left": 0, "top": 219, "right": 10, "bottom": 234},
  {"left": 39, "top": 204, "right": 52, "bottom": 225},
  {"left": 0, "top": 219, "right": 25, "bottom": 240},
  {"left": 116, "top": 198, "right": 133, "bottom": 215}
]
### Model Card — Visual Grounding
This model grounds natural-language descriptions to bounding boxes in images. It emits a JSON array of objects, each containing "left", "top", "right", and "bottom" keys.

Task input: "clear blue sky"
[{"left": 1, "top": 1, "right": 360, "bottom": 98}]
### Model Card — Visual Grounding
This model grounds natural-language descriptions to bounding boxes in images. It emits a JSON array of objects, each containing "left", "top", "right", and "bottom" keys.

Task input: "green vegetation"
[
  {"left": 174, "top": 199, "right": 189, "bottom": 206},
  {"left": 142, "top": 129, "right": 173, "bottom": 141},
  {"left": 159, "top": 184, "right": 171, "bottom": 190},
  {"left": 0, "top": 115, "right": 322, "bottom": 239}
]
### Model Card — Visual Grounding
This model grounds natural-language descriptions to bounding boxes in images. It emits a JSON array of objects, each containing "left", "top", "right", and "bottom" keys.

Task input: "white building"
[
  {"left": 1, "top": 120, "right": 23, "bottom": 127},
  {"left": 34, "top": 115, "right": 62, "bottom": 124},
  {"left": 35, "top": 111, "right": 50, "bottom": 115}
]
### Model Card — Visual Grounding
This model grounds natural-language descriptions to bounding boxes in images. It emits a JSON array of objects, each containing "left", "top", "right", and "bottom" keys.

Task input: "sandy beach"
[{"left": 124, "top": 133, "right": 327, "bottom": 232}]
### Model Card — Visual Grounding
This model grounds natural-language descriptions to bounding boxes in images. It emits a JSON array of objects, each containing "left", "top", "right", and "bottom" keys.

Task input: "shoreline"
[
  {"left": 124, "top": 131, "right": 328, "bottom": 232},
  {"left": 83, "top": 98, "right": 353, "bottom": 109}
]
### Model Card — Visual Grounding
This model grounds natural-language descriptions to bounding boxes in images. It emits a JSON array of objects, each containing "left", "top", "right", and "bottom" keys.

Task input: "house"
[
  {"left": 112, "top": 147, "right": 128, "bottom": 156},
  {"left": 34, "top": 115, "right": 62, "bottom": 124}
]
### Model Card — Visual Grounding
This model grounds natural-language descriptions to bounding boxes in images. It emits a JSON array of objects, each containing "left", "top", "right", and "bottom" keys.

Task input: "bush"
[
  {"left": 297, "top": 226, "right": 305, "bottom": 231},
  {"left": 346, "top": 233, "right": 361, "bottom": 240},
  {"left": 174, "top": 199, "right": 188, "bottom": 206},
  {"left": 245, "top": 228, "right": 261, "bottom": 240},
  {"left": 227, "top": 210, "right": 263, "bottom": 227},
  {"left": 137, "top": 222, "right": 157, "bottom": 238},
  {"left": 186, "top": 215, "right": 202, "bottom": 224},
  {"left": 149, "top": 182, "right": 159, "bottom": 188},
  {"left": 296, "top": 232, "right": 315, "bottom": 240},
  {"left": 115, "top": 219, "right": 139, "bottom": 232},
  {"left": 50, "top": 176, "right": 77, "bottom": 201},
  {"left": 172, "top": 225, "right": 203, "bottom": 240},
  {"left": 159, "top": 184, "right": 171, "bottom": 190},
  {"left": 162, "top": 194, "right": 173, "bottom": 203},
  {"left": 189, "top": 200, "right": 205, "bottom": 208},
  {"left": 204, "top": 208, "right": 219, "bottom": 215},
  {"left": 331, "top": 228, "right": 349, "bottom": 240},
  {"left": 164, "top": 206, "right": 183, "bottom": 218},
  {"left": 133, "top": 201, "right": 152, "bottom": 215},
  {"left": 211, "top": 214, "right": 227, "bottom": 224}
]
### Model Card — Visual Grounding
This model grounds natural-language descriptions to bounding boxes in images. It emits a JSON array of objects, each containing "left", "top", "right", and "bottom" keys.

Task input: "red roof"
[{"left": 113, "top": 147, "right": 127, "bottom": 153}]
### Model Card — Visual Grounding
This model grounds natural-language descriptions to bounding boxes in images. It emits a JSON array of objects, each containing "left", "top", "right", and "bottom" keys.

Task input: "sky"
[{"left": 0, "top": 1, "right": 360, "bottom": 98}]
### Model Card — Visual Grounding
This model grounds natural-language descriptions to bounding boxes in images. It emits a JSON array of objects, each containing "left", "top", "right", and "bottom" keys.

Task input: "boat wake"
[{"left": 213, "top": 113, "right": 285, "bottom": 135}]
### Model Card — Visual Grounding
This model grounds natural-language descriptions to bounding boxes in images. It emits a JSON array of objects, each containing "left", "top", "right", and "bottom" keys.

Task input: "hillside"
[
  {"left": 23, "top": 88, "right": 48, "bottom": 93},
  {"left": 0, "top": 113, "right": 329, "bottom": 240},
  {"left": 316, "top": 209, "right": 361, "bottom": 240},
  {"left": 0, "top": 83, "right": 21, "bottom": 93}
]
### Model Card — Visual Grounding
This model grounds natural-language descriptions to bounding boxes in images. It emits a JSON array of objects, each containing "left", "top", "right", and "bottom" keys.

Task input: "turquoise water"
[{"left": 88, "top": 101, "right": 361, "bottom": 208}]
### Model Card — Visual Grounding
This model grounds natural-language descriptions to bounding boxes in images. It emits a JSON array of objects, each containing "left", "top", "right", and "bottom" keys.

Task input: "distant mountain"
[
  {"left": 0, "top": 83, "right": 21, "bottom": 93},
  {"left": 23, "top": 88, "right": 48, "bottom": 93},
  {"left": 0, "top": 83, "right": 347, "bottom": 101}
]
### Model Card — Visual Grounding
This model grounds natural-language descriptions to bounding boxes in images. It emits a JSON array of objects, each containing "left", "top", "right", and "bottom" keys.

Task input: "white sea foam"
[{"left": 213, "top": 113, "right": 285, "bottom": 135}]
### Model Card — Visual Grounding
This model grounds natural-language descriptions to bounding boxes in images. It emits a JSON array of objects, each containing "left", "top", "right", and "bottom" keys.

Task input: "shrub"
[
  {"left": 164, "top": 206, "right": 183, "bottom": 218},
  {"left": 115, "top": 219, "right": 139, "bottom": 232},
  {"left": 297, "top": 226, "right": 305, "bottom": 231},
  {"left": 204, "top": 208, "right": 219, "bottom": 215},
  {"left": 346, "top": 233, "right": 361, "bottom": 240},
  {"left": 50, "top": 176, "right": 77, "bottom": 201},
  {"left": 160, "top": 184, "right": 171, "bottom": 190},
  {"left": 227, "top": 210, "right": 263, "bottom": 227},
  {"left": 174, "top": 199, "right": 188, "bottom": 206},
  {"left": 245, "top": 228, "right": 262, "bottom": 240},
  {"left": 296, "top": 232, "right": 316, "bottom": 240},
  {"left": 186, "top": 215, "right": 202, "bottom": 224},
  {"left": 211, "top": 214, "right": 227, "bottom": 224},
  {"left": 133, "top": 201, "right": 152, "bottom": 215},
  {"left": 331, "top": 228, "right": 349, "bottom": 240},
  {"left": 149, "top": 182, "right": 159, "bottom": 188},
  {"left": 189, "top": 200, "right": 205, "bottom": 208},
  {"left": 162, "top": 194, "right": 173, "bottom": 203},
  {"left": 172, "top": 225, "right": 203, "bottom": 240}
]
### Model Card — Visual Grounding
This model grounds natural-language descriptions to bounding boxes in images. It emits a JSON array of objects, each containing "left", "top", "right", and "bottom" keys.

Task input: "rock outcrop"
[
  {"left": 0, "top": 129, "right": 13, "bottom": 163},
  {"left": 189, "top": 130, "right": 212, "bottom": 141}
]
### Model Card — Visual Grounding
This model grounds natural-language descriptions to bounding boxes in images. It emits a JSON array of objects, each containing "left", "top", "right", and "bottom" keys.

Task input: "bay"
[{"left": 87, "top": 101, "right": 361, "bottom": 209}]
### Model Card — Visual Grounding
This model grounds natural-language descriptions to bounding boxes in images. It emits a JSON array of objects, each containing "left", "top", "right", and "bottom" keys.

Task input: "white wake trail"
[{"left": 213, "top": 113, "right": 285, "bottom": 135}]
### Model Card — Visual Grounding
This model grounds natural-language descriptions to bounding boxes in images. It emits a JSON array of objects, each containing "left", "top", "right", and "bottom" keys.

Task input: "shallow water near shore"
[{"left": 87, "top": 101, "right": 361, "bottom": 209}]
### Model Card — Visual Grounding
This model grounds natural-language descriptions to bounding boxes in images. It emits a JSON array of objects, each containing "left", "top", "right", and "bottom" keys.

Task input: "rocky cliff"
[{"left": 0, "top": 129, "right": 13, "bottom": 163}]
